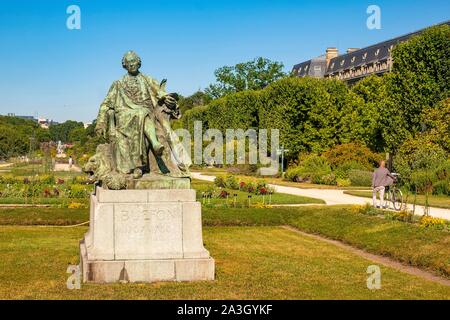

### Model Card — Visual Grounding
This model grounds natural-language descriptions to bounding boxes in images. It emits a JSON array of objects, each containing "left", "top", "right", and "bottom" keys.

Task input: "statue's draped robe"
[{"left": 96, "top": 73, "right": 190, "bottom": 176}]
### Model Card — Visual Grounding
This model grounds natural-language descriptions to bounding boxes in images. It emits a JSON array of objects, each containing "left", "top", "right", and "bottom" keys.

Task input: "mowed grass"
[
  {"left": 0, "top": 207, "right": 88, "bottom": 225},
  {"left": 192, "top": 179, "right": 325, "bottom": 205},
  {"left": 0, "top": 197, "right": 88, "bottom": 206},
  {"left": 0, "top": 225, "right": 449, "bottom": 300},
  {"left": 344, "top": 190, "right": 450, "bottom": 209},
  {"left": 1, "top": 205, "right": 449, "bottom": 278}
]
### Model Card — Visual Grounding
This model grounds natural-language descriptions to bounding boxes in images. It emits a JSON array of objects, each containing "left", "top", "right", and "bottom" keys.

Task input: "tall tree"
[
  {"left": 381, "top": 24, "right": 450, "bottom": 152},
  {"left": 205, "top": 57, "right": 286, "bottom": 99},
  {"left": 178, "top": 91, "right": 212, "bottom": 114},
  {"left": 49, "top": 120, "right": 84, "bottom": 143}
]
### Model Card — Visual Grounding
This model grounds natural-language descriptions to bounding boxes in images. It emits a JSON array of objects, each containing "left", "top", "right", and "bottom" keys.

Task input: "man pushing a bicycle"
[{"left": 372, "top": 160, "right": 396, "bottom": 208}]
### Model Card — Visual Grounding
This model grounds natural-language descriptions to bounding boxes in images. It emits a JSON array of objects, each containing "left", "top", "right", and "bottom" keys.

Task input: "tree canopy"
[{"left": 205, "top": 57, "right": 286, "bottom": 99}]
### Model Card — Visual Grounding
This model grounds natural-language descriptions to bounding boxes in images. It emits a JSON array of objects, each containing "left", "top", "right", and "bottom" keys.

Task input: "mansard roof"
[{"left": 325, "top": 20, "right": 450, "bottom": 75}]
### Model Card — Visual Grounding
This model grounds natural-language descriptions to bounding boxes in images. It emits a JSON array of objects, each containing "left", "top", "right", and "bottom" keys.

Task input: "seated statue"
[{"left": 84, "top": 51, "right": 191, "bottom": 189}]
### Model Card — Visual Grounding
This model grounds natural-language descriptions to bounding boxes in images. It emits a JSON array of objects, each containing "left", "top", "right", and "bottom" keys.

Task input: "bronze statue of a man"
[{"left": 93, "top": 51, "right": 190, "bottom": 183}]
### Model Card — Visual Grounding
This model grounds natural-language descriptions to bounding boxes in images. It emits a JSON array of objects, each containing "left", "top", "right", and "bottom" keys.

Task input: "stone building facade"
[{"left": 292, "top": 21, "right": 449, "bottom": 84}]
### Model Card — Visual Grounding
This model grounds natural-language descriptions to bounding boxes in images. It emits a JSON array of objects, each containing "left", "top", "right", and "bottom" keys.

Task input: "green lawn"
[
  {"left": 344, "top": 190, "right": 450, "bottom": 209},
  {"left": 1, "top": 205, "right": 449, "bottom": 279},
  {"left": 192, "top": 179, "right": 325, "bottom": 206},
  {"left": 0, "top": 197, "right": 88, "bottom": 206},
  {"left": 0, "top": 207, "right": 88, "bottom": 225},
  {"left": 0, "top": 225, "right": 449, "bottom": 299}
]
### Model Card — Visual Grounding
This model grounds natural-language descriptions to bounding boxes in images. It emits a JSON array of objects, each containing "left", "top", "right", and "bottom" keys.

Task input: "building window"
[
  {"left": 340, "top": 59, "right": 345, "bottom": 66},
  {"left": 375, "top": 49, "right": 380, "bottom": 56},
  {"left": 362, "top": 52, "right": 367, "bottom": 60}
]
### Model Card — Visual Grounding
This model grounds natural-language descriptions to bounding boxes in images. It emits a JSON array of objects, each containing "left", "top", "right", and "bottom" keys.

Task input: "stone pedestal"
[{"left": 80, "top": 187, "right": 215, "bottom": 283}]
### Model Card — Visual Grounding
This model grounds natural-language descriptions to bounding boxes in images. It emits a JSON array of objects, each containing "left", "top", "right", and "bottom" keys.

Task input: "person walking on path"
[{"left": 372, "top": 160, "right": 396, "bottom": 208}]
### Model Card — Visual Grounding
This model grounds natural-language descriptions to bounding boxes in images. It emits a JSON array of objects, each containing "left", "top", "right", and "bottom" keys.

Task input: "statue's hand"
[{"left": 162, "top": 94, "right": 178, "bottom": 109}]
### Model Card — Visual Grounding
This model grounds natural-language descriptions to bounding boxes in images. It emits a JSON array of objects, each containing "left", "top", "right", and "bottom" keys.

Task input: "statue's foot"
[
  {"left": 154, "top": 143, "right": 164, "bottom": 156},
  {"left": 133, "top": 168, "right": 143, "bottom": 179}
]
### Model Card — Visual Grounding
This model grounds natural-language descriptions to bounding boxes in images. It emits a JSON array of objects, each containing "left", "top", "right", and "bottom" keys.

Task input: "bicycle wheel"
[{"left": 391, "top": 189, "right": 403, "bottom": 211}]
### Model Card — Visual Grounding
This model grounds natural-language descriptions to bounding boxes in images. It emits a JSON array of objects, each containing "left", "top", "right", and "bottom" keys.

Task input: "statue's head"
[{"left": 122, "top": 51, "right": 141, "bottom": 76}]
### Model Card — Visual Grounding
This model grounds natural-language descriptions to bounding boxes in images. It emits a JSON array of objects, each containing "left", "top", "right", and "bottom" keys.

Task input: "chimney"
[
  {"left": 346, "top": 48, "right": 359, "bottom": 54},
  {"left": 326, "top": 47, "right": 339, "bottom": 66}
]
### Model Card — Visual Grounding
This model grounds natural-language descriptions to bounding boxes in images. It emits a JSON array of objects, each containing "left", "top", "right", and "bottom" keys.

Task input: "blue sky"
[{"left": 0, "top": 0, "right": 448, "bottom": 122}]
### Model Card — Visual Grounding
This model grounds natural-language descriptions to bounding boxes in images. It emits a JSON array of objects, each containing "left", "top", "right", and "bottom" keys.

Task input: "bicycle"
[{"left": 384, "top": 173, "right": 404, "bottom": 211}]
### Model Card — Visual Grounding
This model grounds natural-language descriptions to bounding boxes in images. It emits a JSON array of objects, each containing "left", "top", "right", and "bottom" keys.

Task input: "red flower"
[
  {"left": 43, "top": 189, "right": 51, "bottom": 198},
  {"left": 239, "top": 181, "right": 246, "bottom": 188},
  {"left": 57, "top": 178, "right": 65, "bottom": 185},
  {"left": 219, "top": 190, "right": 229, "bottom": 198},
  {"left": 259, "top": 187, "right": 268, "bottom": 195}
]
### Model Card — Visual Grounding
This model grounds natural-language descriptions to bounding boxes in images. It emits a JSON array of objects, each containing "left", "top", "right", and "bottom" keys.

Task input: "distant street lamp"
[{"left": 276, "top": 145, "right": 290, "bottom": 177}]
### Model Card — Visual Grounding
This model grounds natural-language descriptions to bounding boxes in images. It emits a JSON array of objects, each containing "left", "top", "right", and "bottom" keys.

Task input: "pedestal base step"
[{"left": 80, "top": 243, "right": 215, "bottom": 283}]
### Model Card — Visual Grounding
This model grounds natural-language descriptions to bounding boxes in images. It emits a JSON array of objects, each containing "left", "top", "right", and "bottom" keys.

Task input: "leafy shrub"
[
  {"left": 224, "top": 175, "right": 239, "bottom": 189},
  {"left": 432, "top": 180, "right": 450, "bottom": 196},
  {"left": 214, "top": 176, "right": 226, "bottom": 188},
  {"left": 394, "top": 135, "right": 448, "bottom": 194},
  {"left": 286, "top": 154, "right": 332, "bottom": 183},
  {"left": 285, "top": 167, "right": 306, "bottom": 182},
  {"left": 322, "top": 143, "right": 381, "bottom": 170},
  {"left": 348, "top": 169, "right": 372, "bottom": 187},
  {"left": 319, "top": 173, "right": 336, "bottom": 185},
  {"left": 336, "top": 178, "right": 351, "bottom": 187},
  {"left": 334, "top": 161, "right": 367, "bottom": 179},
  {"left": 394, "top": 136, "right": 447, "bottom": 181}
]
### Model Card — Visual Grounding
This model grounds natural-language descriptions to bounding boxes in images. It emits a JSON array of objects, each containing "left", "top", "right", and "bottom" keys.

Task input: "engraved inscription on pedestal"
[{"left": 114, "top": 203, "right": 183, "bottom": 260}]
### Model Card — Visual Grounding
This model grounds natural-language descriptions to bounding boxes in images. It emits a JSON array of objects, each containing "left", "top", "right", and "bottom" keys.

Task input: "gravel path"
[{"left": 53, "top": 163, "right": 82, "bottom": 172}]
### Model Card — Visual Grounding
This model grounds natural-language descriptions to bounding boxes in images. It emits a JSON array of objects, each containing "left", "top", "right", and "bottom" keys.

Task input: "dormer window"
[
  {"left": 375, "top": 49, "right": 380, "bottom": 56},
  {"left": 362, "top": 52, "right": 367, "bottom": 60},
  {"left": 340, "top": 59, "right": 345, "bottom": 66},
  {"left": 351, "top": 56, "right": 356, "bottom": 63}
]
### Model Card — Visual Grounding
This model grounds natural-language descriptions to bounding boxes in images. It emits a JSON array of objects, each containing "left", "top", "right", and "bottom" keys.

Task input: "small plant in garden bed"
[
  {"left": 218, "top": 190, "right": 229, "bottom": 198},
  {"left": 67, "top": 202, "right": 88, "bottom": 209},
  {"left": 419, "top": 216, "right": 449, "bottom": 231},
  {"left": 355, "top": 204, "right": 449, "bottom": 231}
]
